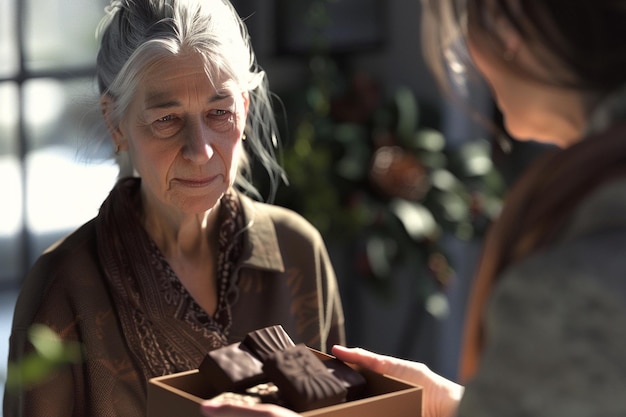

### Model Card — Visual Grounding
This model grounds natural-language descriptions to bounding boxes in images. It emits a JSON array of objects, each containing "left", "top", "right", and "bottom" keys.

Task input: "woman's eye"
[
  {"left": 153, "top": 114, "right": 178, "bottom": 126},
  {"left": 157, "top": 115, "right": 174, "bottom": 122},
  {"left": 207, "top": 109, "right": 236, "bottom": 132},
  {"left": 152, "top": 114, "right": 182, "bottom": 137}
]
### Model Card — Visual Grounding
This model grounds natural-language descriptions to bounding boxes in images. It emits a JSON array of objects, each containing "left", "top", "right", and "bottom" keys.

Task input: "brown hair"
[{"left": 422, "top": 0, "right": 626, "bottom": 95}]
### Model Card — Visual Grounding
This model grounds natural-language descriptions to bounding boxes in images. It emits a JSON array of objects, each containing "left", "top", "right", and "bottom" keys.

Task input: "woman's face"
[{"left": 114, "top": 52, "right": 248, "bottom": 216}]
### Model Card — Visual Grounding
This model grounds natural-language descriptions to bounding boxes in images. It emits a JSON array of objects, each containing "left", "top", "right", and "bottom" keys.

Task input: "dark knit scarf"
[
  {"left": 460, "top": 121, "right": 626, "bottom": 381},
  {"left": 95, "top": 177, "right": 244, "bottom": 380}
]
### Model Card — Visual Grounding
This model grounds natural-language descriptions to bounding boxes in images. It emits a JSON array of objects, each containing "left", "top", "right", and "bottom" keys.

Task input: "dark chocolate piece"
[
  {"left": 199, "top": 342, "right": 266, "bottom": 392},
  {"left": 324, "top": 358, "right": 367, "bottom": 400},
  {"left": 242, "top": 325, "right": 296, "bottom": 361},
  {"left": 263, "top": 344, "right": 347, "bottom": 411}
]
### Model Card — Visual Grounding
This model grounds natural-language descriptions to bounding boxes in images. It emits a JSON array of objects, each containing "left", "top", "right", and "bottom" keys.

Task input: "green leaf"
[
  {"left": 394, "top": 87, "right": 419, "bottom": 140},
  {"left": 5, "top": 325, "right": 83, "bottom": 391},
  {"left": 29, "top": 324, "right": 64, "bottom": 361},
  {"left": 411, "top": 128, "right": 446, "bottom": 153},
  {"left": 389, "top": 199, "right": 439, "bottom": 241}
]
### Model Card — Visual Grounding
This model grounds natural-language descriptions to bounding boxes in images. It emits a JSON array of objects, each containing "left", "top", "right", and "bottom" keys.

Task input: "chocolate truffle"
[
  {"left": 242, "top": 325, "right": 296, "bottom": 361},
  {"left": 324, "top": 358, "right": 367, "bottom": 400},
  {"left": 199, "top": 342, "right": 266, "bottom": 392},
  {"left": 263, "top": 344, "right": 347, "bottom": 411}
]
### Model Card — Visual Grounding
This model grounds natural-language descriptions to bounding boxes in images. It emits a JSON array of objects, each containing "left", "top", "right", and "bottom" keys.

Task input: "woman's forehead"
[{"left": 139, "top": 53, "right": 239, "bottom": 98}]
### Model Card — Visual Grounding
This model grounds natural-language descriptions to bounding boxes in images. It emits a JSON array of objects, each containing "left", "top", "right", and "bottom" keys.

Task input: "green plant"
[
  {"left": 4, "top": 324, "right": 82, "bottom": 392},
  {"left": 275, "top": 68, "right": 505, "bottom": 300},
  {"left": 269, "top": 0, "right": 505, "bottom": 304}
]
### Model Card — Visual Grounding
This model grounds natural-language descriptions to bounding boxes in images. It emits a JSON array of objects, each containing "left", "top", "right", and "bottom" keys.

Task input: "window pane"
[
  {"left": 0, "top": 0, "right": 18, "bottom": 77},
  {"left": 24, "top": 0, "right": 109, "bottom": 71},
  {"left": 0, "top": 82, "right": 22, "bottom": 282},
  {"left": 24, "top": 78, "right": 118, "bottom": 259}
]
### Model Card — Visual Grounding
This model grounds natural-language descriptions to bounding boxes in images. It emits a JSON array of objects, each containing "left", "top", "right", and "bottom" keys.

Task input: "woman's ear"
[
  {"left": 239, "top": 91, "right": 250, "bottom": 137},
  {"left": 242, "top": 91, "right": 250, "bottom": 115},
  {"left": 498, "top": 20, "right": 521, "bottom": 61},
  {"left": 100, "top": 94, "right": 127, "bottom": 151},
  {"left": 480, "top": 0, "right": 522, "bottom": 60}
]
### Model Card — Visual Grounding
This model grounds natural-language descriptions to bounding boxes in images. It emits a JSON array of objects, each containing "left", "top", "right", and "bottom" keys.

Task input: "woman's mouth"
[{"left": 173, "top": 176, "right": 219, "bottom": 188}]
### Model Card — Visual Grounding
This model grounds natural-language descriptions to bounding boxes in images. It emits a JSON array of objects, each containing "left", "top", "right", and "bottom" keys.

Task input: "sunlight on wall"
[
  {"left": 25, "top": 146, "right": 118, "bottom": 234},
  {"left": 0, "top": 156, "right": 22, "bottom": 236},
  {"left": 0, "top": 0, "right": 17, "bottom": 77},
  {"left": 0, "top": 77, "right": 118, "bottom": 239},
  {"left": 24, "top": 79, "right": 65, "bottom": 128}
]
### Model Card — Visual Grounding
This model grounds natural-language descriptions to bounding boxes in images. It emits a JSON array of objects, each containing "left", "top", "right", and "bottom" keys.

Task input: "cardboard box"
[{"left": 148, "top": 350, "right": 423, "bottom": 417}]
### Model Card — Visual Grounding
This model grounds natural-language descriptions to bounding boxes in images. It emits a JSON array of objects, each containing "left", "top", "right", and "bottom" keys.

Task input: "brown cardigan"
[{"left": 4, "top": 185, "right": 345, "bottom": 417}]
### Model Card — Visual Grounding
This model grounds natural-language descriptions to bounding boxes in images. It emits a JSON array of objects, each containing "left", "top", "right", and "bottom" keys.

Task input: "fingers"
[
  {"left": 332, "top": 345, "right": 434, "bottom": 387},
  {"left": 201, "top": 401, "right": 300, "bottom": 417},
  {"left": 331, "top": 345, "right": 389, "bottom": 374}
]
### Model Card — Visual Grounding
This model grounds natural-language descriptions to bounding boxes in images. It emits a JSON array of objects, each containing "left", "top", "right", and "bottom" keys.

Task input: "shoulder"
[
  {"left": 236, "top": 193, "right": 332, "bottom": 271},
  {"left": 239, "top": 193, "right": 324, "bottom": 243},
  {"left": 494, "top": 177, "right": 626, "bottom": 311},
  {"left": 506, "top": 176, "right": 626, "bottom": 302},
  {"left": 12, "top": 220, "right": 100, "bottom": 328},
  {"left": 559, "top": 177, "right": 626, "bottom": 241},
  {"left": 494, "top": 224, "right": 626, "bottom": 320},
  {"left": 488, "top": 177, "right": 626, "bottom": 350},
  {"left": 462, "top": 229, "right": 626, "bottom": 415},
  {"left": 40, "top": 219, "right": 98, "bottom": 261},
  {"left": 33, "top": 219, "right": 99, "bottom": 275}
]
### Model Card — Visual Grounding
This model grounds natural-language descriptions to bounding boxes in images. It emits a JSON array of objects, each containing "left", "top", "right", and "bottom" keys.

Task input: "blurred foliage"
[
  {"left": 272, "top": 0, "right": 505, "bottom": 301},
  {"left": 4, "top": 324, "right": 82, "bottom": 392}
]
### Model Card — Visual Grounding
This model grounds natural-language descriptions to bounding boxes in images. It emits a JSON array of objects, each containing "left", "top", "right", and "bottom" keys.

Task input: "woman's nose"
[{"left": 182, "top": 118, "right": 214, "bottom": 163}]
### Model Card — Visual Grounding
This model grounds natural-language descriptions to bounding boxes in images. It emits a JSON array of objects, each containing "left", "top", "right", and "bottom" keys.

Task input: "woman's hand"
[
  {"left": 332, "top": 345, "right": 463, "bottom": 417},
  {"left": 201, "top": 401, "right": 299, "bottom": 417}
]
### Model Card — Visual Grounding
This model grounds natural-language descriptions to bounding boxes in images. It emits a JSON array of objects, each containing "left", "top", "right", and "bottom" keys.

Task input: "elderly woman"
[
  {"left": 202, "top": 1, "right": 626, "bottom": 417},
  {"left": 3, "top": 1, "right": 344, "bottom": 416}
]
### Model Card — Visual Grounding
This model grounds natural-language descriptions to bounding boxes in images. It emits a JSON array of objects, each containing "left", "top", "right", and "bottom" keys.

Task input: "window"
[{"left": 0, "top": 0, "right": 118, "bottom": 285}]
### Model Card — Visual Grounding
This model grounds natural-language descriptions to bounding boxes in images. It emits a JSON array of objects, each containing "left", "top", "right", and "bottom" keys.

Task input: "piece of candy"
[
  {"left": 241, "top": 325, "right": 296, "bottom": 361},
  {"left": 198, "top": 342, "right": 266, "bottom": 392},
  {"left": 324, "top": 358, "right": 367, "bottom": 400},
  {"left": 263, "top": 344, "right": 347, "bottom": 411}
]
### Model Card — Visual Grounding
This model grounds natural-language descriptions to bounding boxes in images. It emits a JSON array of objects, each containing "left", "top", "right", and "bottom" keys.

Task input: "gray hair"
[{"left": 94, "top": 0, "right": 285, "bottom": 201}]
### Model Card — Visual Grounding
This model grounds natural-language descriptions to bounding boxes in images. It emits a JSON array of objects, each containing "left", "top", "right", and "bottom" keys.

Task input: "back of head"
[
  {"left": 96, "top": 0, "right": 285, "bottom": 200},
  {"left": 422, "top": 0, "right": 626, "bottom": 97}
]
